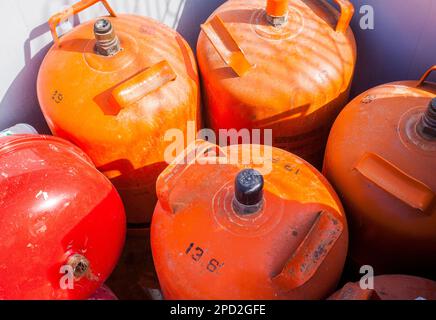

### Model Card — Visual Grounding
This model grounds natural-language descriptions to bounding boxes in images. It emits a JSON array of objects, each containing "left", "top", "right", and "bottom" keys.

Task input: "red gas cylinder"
[
  {"left": 0, "top": 134, "right": 126, "bottom": 300},
  {"left": 197, "top": 0, "right": 356, "bottom": 167},
  {"left": 151, "top": 141, "right": 348, "bottom": 299},
  {"left": 323, "top": 65, "right": 436, "bottom": 276},
  {"left": 37, "top": 0, "right": 200, "bottom": 224},
  {"left": 329, "top": 275, "right": 436, "bottom": 300}
]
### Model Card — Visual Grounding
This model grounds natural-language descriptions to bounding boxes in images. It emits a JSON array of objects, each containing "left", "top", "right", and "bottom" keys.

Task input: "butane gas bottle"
[
  {"left": 0, "top": 134, "right": 126, "bottom": 300},
  {"left": 37, "top": 0, "right": 200, "bottom": 224},
  {"left": 323, "top": 65, "right": 436, "bottom": 277},
  {"left": 197, "top": 0, "right": 356, "bottom": 167},
  {"left": 151, "top": 140, "right": 348, "bottom": 300},
  {"left": 329, "top": 275, "right": 436, "bottom": 300}
]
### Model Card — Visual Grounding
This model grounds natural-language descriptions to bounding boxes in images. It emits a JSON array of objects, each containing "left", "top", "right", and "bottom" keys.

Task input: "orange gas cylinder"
[
  {"left": 323, "top": 66, "right": 436, "bottom": 277},
  {"left": 329, "top": 275, "right": 436, "bottom": 300},
  {"left": 151, "top": 141, "right": 348, "bottom": 299},
  {"left": 196, "top": 0, "right": 356, "bottom": 167},
  {"left": 37, "top": 0, "right": 200, "bottom": 224}
]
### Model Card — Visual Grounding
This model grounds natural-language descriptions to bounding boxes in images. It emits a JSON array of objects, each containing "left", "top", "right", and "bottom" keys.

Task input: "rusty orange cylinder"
[
  {"left": 324, "top": 66, "right": 436, "bottom": 277},
  {"left": 37, "top": 0, "right": 200, "bottom": 224},
  {"left": 197, "top": 0, "right": 356, "bottom": 167},
  {"left": 329, "top": 275, "right": 436, "bottom": 300},
  {"left": 151, "top": 141, "right": 348, "bottom": 299}
]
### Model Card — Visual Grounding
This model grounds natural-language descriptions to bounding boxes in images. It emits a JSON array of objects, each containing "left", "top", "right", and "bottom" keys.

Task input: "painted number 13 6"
[{"left": 185, "top": 243, "right": 224, "bottom": 273}]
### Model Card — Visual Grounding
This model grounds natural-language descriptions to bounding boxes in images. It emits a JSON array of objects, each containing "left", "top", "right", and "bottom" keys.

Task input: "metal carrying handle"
[
  {"left": 48, "top": 0, "right": 117, "bottom": 45},
  {"left": 110, "top": 61, "right": 177, "bottom": 109},
  {"left": 156, "top": 140, "right": 226, "bottom": 213},
  {"left": 331, "top": 0, "right": 354, "bottom": 33},
  {"left": 200, "top": 15, "right": 253, "bottom": 77},
  {"left": 201, "top": 0, "right": 353, "bottom": 76},
  {"left": 417, "top": 65, "right": 436, "bottom": 87},
  {"left": 273, "top": 211, "right": 344, "bottom": 289},
  {"left": 354, "top": 152, "right": 435, "bottom": 214}
]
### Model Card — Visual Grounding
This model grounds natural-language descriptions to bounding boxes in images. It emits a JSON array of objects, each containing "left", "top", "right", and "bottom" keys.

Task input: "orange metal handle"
[
  {"left": 156, "top": 140, "right": 226, "bottom": 213},
  {"left": 201, "top": 15, "right": 253, "bottom": 77},
  {"left": 110, "top": 61, "right": 177, "bottom": 109},
  {"left": 354, "top": 153, "right": 435, "bottom": 214},
  {"left": 332, "top": 0, "right": 354, "bottom": 33},
  {"left": 48, "top": 0, "right": 117, "bottom": 45},
  {"left": 266, "top": 0, "right": 289, "bottom": 17},
  {"left": 273, "top": 211, "right": 343, "bottom": 289},
  {"left": 417, "top": 65, "right": 436, "bottom": 87}
]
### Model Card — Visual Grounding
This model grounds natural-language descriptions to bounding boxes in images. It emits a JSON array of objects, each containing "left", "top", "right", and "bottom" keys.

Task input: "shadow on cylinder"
[
  {"left": 197, "top": 0, "right": 356, "bottom": 168},
  {"left": 151, "top": 140, "right": 348, "bottom": 299}
]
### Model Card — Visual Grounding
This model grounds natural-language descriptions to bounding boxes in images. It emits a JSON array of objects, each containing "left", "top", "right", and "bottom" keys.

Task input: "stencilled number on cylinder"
[
  {"left": 185, "top": 243, "right": 224, "bottom": 273},
  {"left": 186, "top": 242, "right": 204, "bottom": 261},
  {"left": 52, "top": 90, "right": 64, "bottom": 104},
  {"left": 207, "top": 259, "right": 223, "bottom": 273},
  {"left": 192, "top": 247, "right": 204, "bottom": 261}
]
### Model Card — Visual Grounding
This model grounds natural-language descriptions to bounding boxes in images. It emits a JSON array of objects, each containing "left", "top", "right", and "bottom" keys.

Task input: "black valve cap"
[{"left": 234, "top": 169, "right": 264, "bottom": 206}]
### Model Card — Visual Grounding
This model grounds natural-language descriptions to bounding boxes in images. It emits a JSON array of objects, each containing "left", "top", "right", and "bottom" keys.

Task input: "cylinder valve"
[
  {"left": 233, "top": 169, "right": 264, "bottom": 215},
  {"left": 94, "top": 18, "right": 120, "bottom": 56}
]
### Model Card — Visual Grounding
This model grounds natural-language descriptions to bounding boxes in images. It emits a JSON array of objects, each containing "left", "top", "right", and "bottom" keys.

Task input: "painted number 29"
[
  {"left": 52, "top": 90, "right": 63, "bottom": 104},
  {"left": 185, "top": 243, "right": 224, "bottom": 273}
]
